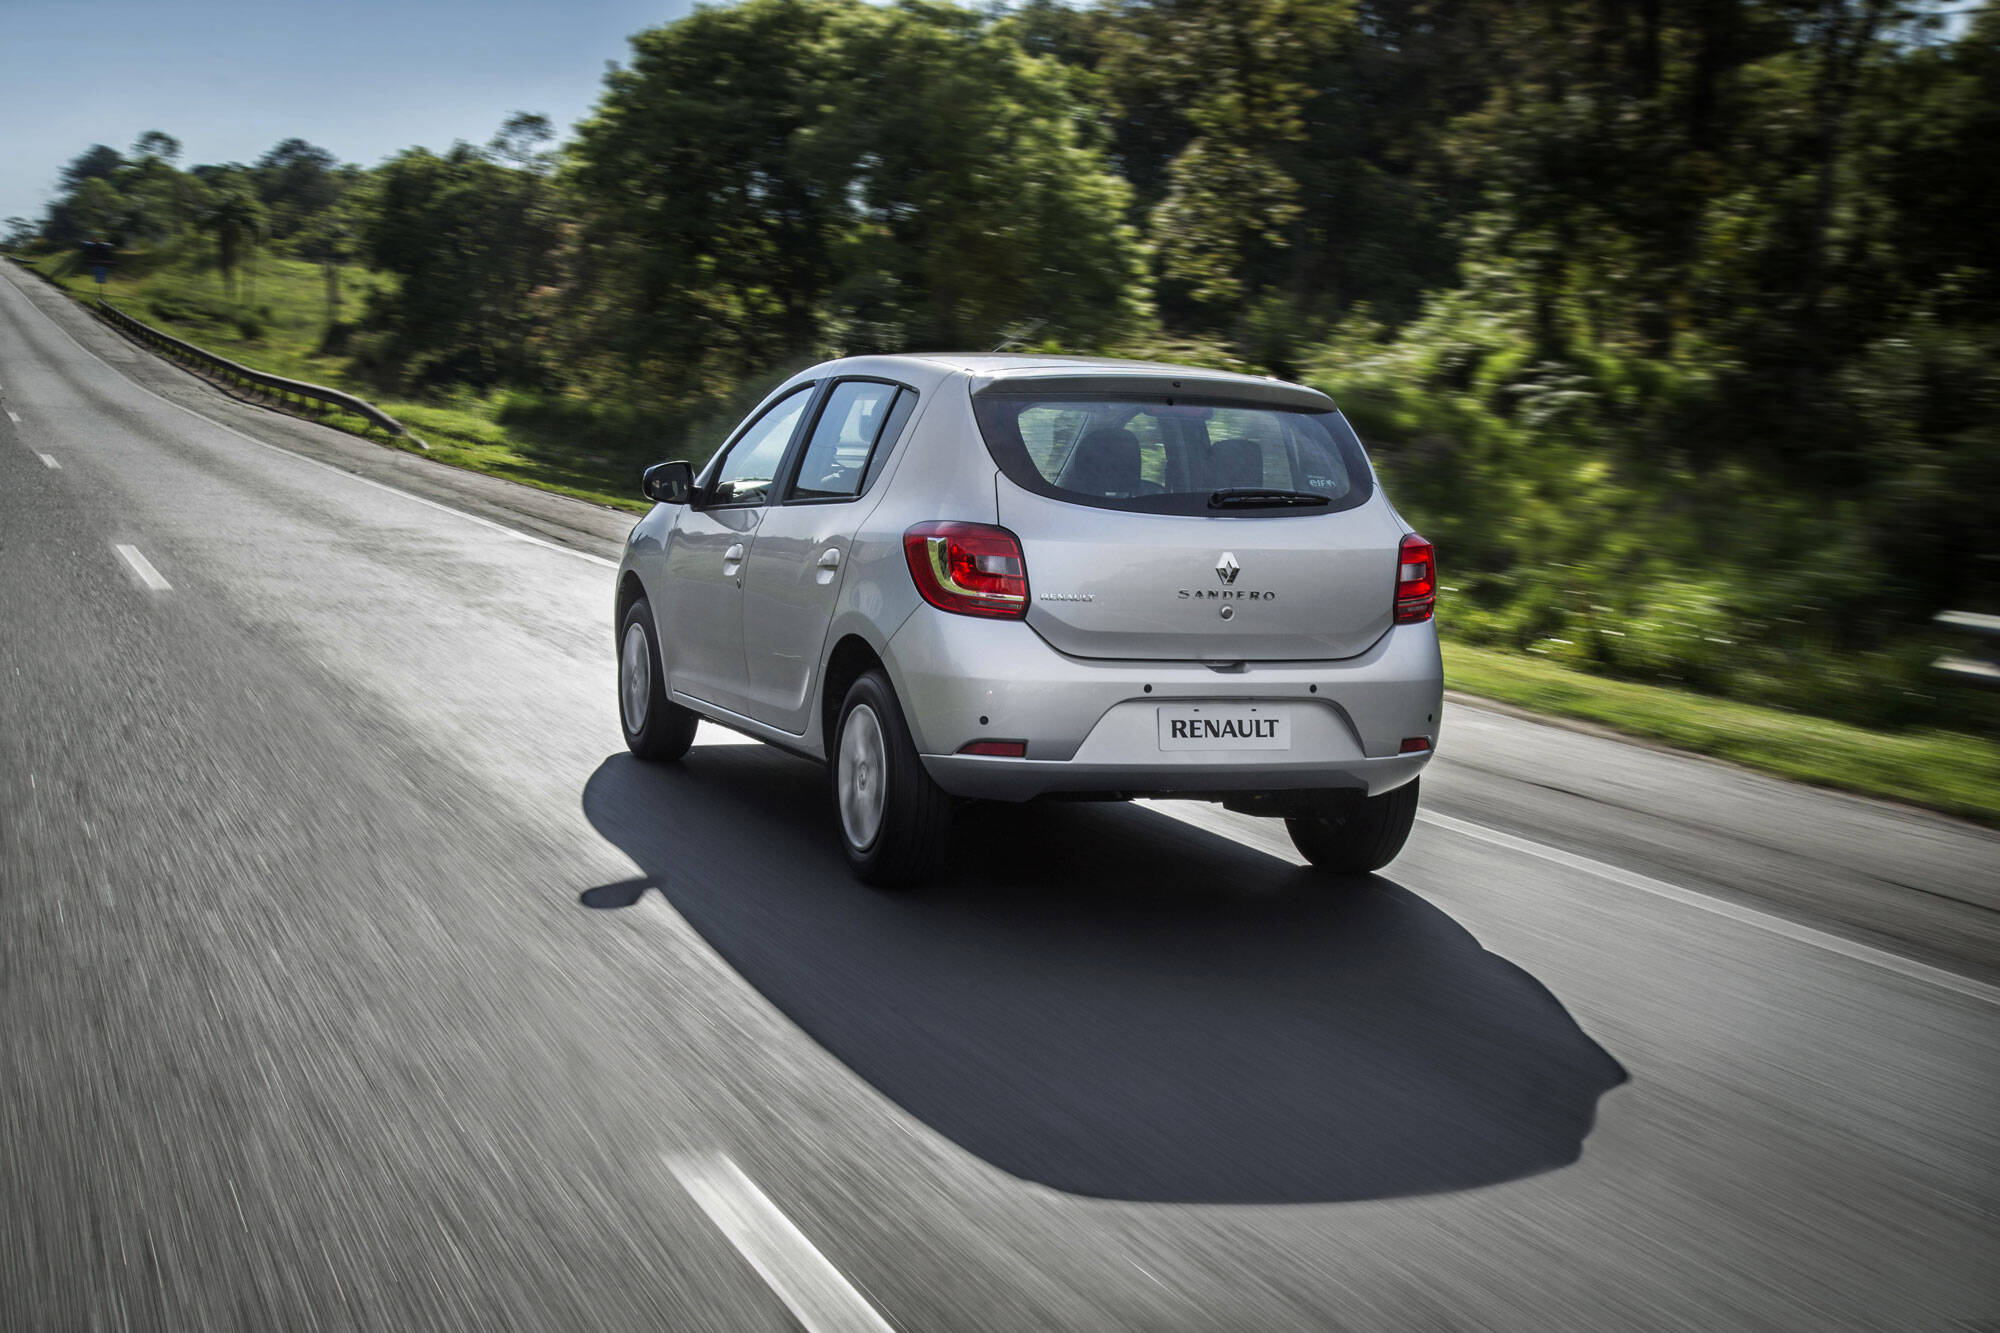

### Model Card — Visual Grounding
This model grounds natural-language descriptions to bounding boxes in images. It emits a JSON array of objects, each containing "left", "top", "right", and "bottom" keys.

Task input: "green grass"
[
  {"left": 39, "top": 244, "right": 388, "bottom": 383},
  {"left": 1445, "top": 640, "right": 2000, "bottom": 825},
  {"left": 369, "top": 399, "right": 655, "bottom": 512},
  {"left": 23, "top": 245, "right": 1998, "bottom": 825}
]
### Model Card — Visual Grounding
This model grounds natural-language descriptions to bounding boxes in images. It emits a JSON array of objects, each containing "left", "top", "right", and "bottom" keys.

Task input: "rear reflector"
[
  {"left": 1395, "top": 533, "right": 1436, "bottom": 624},
  {"left": 1399, "top": 736, "right": 1432, "bottom": 754},
  {"left": 958, "top": 739, "right": 1027, "bottom": 757}
]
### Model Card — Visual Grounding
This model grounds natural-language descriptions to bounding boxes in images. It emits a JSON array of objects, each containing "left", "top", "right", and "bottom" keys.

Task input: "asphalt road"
[{"left": 3, "top": 262, "right": 1996, "bottom": 1331}]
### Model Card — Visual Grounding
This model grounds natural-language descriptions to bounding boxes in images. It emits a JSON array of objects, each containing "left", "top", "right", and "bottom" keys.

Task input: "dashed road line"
[
  {"left": 669, "top": 1152, "right": 895, "bottom": 1333},
  {"left": 39, "top": 453, "right": 60, "bottom": 469},
  {"left": 6, "top": 409, "right": 19, "bottom": 424},
  {"left": 114, "top": 544, "right": 172, "bottom": 592}
]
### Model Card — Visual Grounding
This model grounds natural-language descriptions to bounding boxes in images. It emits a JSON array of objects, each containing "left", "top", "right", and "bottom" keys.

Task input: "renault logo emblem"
[{"left": 1178, "top": 554, "right": 1273, "bottom": 603}]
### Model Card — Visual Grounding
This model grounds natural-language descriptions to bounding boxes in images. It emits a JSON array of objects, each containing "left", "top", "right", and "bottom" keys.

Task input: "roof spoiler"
[{"left": 966, "top": 368, "right": 1335, "bottom": 413}]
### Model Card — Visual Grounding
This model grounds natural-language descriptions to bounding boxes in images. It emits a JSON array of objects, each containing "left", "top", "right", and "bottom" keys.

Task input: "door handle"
[
  {"left": 723, "top": 543, "right": 746, "bottom": 564},
  {"left": 817, "top": 548, "right": 842, "bottom": 570}
]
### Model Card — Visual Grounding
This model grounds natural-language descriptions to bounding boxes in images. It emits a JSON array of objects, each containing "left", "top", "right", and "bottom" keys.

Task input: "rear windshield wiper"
[{"left": 1207, "top": 488, "right": 1331, "bottom": 509}]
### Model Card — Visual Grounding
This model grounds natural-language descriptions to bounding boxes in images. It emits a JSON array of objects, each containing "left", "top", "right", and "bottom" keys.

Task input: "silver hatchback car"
[{"left": 615, "top": 354, "right": 1442, "bottom": 885}]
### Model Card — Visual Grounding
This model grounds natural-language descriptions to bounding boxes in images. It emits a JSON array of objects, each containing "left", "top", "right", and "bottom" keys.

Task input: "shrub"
[{"left": 1295, "top": 295, "right": 1986, "bottom": 731}]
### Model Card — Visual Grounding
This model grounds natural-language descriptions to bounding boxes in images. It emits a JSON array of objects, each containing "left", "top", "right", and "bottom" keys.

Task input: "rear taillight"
[
  {"left": 904, "top": 522, "right": 1030, "bottom": 618},
  {"left": 1395, "top": 533, "right": 1436, "bottom": 624}
]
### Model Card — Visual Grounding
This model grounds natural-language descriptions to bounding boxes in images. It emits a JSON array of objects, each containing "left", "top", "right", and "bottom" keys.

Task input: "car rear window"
[{"left": 973, "top": 393, "right": 1374, "bottom": 515}]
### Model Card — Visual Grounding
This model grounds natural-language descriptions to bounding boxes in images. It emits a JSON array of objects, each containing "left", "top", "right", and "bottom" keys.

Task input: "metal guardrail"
[
  {"left": 92, "top": 298, "right": 422, "bottom": 446},
  {"left": 1934, "top": 610, "right": 2000, "bottom": 691}
]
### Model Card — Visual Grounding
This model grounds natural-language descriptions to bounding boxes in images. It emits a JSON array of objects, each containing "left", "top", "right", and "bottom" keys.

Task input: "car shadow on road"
[{"left": 580, "top": 746, "right": 1627, "bottom": 1204}]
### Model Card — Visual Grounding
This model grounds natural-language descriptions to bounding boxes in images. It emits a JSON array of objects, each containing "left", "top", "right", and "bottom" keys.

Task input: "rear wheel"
[
  {"left": 833, "top": 669, "right": 952, "bottom": 887},
  {"left": 619, "top": 597, "right": 698, "bottom": 761},
  {"left": 1286, "top": 779, "right": 1421, "bottom": 875}
]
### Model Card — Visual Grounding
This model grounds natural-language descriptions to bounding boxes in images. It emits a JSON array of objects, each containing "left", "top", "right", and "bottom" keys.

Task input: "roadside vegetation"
[
  {"left": 28, "top": 244, "right": 678, "bottom": 509},
  {"left": 9, "top": 0, "right": 1997, "bottom": 816}
]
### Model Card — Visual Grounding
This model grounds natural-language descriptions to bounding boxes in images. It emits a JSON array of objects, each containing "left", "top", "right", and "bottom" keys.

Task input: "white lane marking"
[
  {"left": 114, "top": 544, "right": 172, "bottom": 592},
  {"left": 668, "top": 1153, "right": 895, "bottom": 1333},
  {"left": 39, "top": 453, "right": 60, "bottom": 469},
  {"left": 6, "top": 409, "right": 20, "bottom": 423},
  {"left": 1417, "top": 810, "right": 2000, "bottom": 1007},
  {"left": 5, "top": 278, "right": 617, "bottom": 569}
]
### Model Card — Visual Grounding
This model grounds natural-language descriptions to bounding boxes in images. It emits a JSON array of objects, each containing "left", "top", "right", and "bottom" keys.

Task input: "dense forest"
[{"left": 15, "top": 0, "right": 1998, "bottom": 730}]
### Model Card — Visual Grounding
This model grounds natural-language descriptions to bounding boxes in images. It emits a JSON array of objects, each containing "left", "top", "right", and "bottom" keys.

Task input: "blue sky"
[{"left": 2, "top": 0, "right": 701, "bottom": 223}]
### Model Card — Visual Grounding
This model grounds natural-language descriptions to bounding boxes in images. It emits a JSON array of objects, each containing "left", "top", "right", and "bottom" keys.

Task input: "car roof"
[{"left": 795, "top": 352, "right": 1333, "bottom": 410}]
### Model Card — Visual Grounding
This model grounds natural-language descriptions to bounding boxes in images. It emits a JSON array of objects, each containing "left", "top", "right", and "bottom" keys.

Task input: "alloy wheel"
[
  {"left": 837, "top": 703, "right": 888, "bottom": 849},
  {"left": 620, "top": 621, "right": 651, "bottom": 733}
]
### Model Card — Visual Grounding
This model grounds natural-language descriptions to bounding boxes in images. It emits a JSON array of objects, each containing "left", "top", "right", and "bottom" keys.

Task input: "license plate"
[{"left": 1157, "top": 703, "right": 1292, "bottom": 751}]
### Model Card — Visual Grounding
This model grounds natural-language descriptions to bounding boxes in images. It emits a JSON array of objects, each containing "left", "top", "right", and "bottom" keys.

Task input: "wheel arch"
[
  {"left": 615, "top": 570, "right": 647, "bottom": 645},
  {"left": 820, "top": 634, "right": 886, "bottom": 758}
]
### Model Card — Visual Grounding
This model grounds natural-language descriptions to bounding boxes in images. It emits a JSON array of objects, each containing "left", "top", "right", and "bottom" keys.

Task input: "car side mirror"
[{"left": 642, "top": 460, "right": 695, "bottom": 505}]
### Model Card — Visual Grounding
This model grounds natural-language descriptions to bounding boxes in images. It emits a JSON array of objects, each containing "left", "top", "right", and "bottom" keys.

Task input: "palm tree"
[{"left": 203, "top": 190, "right": 264, "bottom": 300}]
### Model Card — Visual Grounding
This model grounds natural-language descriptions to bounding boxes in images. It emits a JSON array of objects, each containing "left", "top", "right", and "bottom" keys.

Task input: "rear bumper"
[
  {"left": 921, "top": 749, "right": 1432, "bottom": 802},
  {"left": 881, "top": 607, "right": 1443, "bottom": 803}
]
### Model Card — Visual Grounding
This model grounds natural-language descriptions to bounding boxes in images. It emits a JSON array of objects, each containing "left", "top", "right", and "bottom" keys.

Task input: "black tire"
[
  {"left": 1286, "top": 779, "right": 1421, "bottom": 875},
  {"left": 618, "top": 597, "right": 698, "bottom": 761},
  {"left": 831, "top": 669, "right": 952, "bottom": 887}
]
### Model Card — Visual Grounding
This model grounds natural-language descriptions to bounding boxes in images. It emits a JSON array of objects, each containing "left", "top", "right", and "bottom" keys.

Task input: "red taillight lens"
[
  {"left": 1395, "top": 533, "right": 1436, "bottom": 624},
  {"left": 1399, "top": 736, "right": 1433, "bottom": 754},
  {"left": 904, "top": 522, "right": 1029, "bottom": 618}
]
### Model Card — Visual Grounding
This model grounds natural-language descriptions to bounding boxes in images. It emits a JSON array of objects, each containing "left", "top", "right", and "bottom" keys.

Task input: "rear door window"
[{"left": 787, "top": 381, "right": 905, "bottom": 501}]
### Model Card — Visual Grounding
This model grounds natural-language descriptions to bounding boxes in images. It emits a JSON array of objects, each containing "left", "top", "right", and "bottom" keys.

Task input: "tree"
[
  {"left": 119, "top": 152, "right": 192, "bottom": 243},
  {"left": 1113, "top": 0, "right": 1356, "bottom": 315},
  {"left": 569, "top": 0, "right": 1148, "bottom": 388},
  {"left": 132, "top": 131, "right": 181, "bottom": 164},
  {"left": 363, "top": 124, "right": 563, "bottom": 388},
  {"left": 570, "top": 0, "right": 853, "bottom": 385},
  {"left": 2, "top": 216, "right": 35, "bottom": 249},
  {"left": 810, "top": 0, "right": 1149, "bottom": 350},
  {"left": 488, "top": 112, "right": 554, "bottom": 171},
  {"left": 59, "top": 144, "right": 125, "bottom": 192},
  {"left": 254, "top": 138, "right": 341, "bottom": 237},
  {"left": 1095, "top": 0, "right": 1458, "bottom": 335},
  {"left": 1793, "top": 0, "right": 1897, "bottom": 332},
  {"left": 1871, "top": 6, "right": 2000, "bottom": 319},
  {"left": 296, "top": 216, "right": 354, "bottom": 324},
  {"left": 203, "top": 188, "right": 265, "bottom": 299},
  {"left": 72, "top": 179, "right": 126, "bottom": 245}
]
